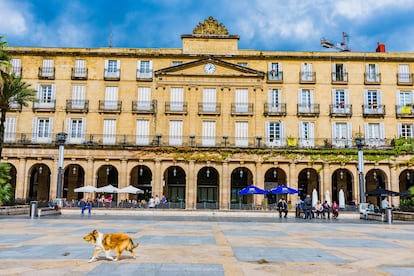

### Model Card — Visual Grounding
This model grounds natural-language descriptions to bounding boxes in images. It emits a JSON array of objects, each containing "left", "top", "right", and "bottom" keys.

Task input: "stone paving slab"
[{"left": 0, "top": 213, "right": 414, "bottom": 275}]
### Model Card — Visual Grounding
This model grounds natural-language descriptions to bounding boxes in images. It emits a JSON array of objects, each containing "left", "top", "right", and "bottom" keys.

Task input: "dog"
[{"left": 83, "top": 229, "right": 139, "bottom": 262}]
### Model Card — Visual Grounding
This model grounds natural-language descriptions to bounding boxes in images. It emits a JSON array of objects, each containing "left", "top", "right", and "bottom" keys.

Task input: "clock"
[{"left": 204, "top": 63, "right": 216, "bottom": 74}]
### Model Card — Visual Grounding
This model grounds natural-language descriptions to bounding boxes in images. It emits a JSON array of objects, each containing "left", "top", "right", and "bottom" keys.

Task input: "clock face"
[{"left": 204, "top": 63, "right": 216, "bottom": 74}]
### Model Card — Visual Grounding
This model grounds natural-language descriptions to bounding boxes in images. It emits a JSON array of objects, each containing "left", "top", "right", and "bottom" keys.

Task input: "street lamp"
[
  {"left": 355, "top": 136, "right": 365, "bottom": 204},
  {"left": 56, "top": 132, "right": 67, "bottom": 205}
]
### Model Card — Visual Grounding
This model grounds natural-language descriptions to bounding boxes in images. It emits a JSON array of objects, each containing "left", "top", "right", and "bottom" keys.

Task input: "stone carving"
[{"left": 193, "top": 16, "right": 229, "bottom": 35}]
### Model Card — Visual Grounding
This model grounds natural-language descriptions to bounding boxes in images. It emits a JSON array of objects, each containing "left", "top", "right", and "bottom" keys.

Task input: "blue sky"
[{"left": 1, "top": 0, "right": 414, "bottom": 52}]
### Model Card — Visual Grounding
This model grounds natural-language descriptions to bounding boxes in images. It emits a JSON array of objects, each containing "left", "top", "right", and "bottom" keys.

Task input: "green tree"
[
  {"left": 0, "top": 36, "right": 10, "bottom": 96},
  {"left": 0, "top": 73, "right": 37, "bottom": 158},
  {"left": 0, "top": 162, "right": 12, "bottom": 205}
]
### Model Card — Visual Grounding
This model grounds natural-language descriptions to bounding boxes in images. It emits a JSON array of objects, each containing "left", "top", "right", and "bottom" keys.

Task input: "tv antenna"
[
  {"left": 320, "top": 32, "right": 350, "bottom": 52},
  {"left": 109, "top": 20, "right": 113, "bottom": 48}
]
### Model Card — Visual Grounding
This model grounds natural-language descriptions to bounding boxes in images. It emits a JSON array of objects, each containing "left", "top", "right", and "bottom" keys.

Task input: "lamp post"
[
  {"left": 355, "top": 136, "right": 365, "bottom": 204},
  {"left": 56, "top": 132, "right": 67, "bottom": 205}
]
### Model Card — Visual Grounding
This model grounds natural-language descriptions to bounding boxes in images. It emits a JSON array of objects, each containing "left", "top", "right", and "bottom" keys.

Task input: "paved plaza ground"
[{"left": 0, "top": 209, "right": 414, "bottom": 275}]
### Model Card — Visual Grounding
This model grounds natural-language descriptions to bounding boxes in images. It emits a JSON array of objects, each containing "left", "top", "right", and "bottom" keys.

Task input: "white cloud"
[{"left": 0, "top": 0, "right": 28, "bottom": 36}]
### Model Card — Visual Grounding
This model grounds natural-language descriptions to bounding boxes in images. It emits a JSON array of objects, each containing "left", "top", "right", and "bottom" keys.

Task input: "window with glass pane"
[
  {"left": 38, "top": 119, "right": 50, "bottom": 138},
  {"left": 70, "top": 119, "right": 83, "bottom": 139},
  {"left": 400, "top": 124, "right": 413, "bottom": 138},
  {"left": 41, "top": 85, "right": 52, "bottom": 103},
  {"left": 140, "top": 61, "right": 150, "bottom": 73},
  {"left": 268, "top": 122, "right": 280, "bottom": 142},
  {"left": 269, "top": 89, "right": 280, "bottom": 110},
  {"left": 399, "top": 91, "right": 412, "bottom": 105},
  {"left": 334, "top": 90, "right": 345, "bottom": 106},
  {"left": 367, "top": 90, "right": 378, "bottom": 105},
  {"left": 335, "top": 64, "right": 344, "bottom": 81},
  {"left": 108, "top": 60, "right": 117, "bottom": 72},
  {"left": 301, "top": 89, "right": 311, "bottom": 107}
]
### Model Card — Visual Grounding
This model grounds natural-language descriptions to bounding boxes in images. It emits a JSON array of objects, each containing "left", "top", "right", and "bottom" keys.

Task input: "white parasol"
[
  {"left": 339, "top": 189, "right": 346, "bottom": 209},
  {"left": 312, "top": 188, "right": 318, "bottom": 207},
  {"left": 74, "top": 185, "right": 97, "bottom": 193},
  {"left": 117, "top": 185, "right": 144, "bottom": 194},
  {"left": 96, "top": 184, "right": 119, "bottom": 193},
  {"left": 325, "top": 190, "right": 331, "bottom": 205}
]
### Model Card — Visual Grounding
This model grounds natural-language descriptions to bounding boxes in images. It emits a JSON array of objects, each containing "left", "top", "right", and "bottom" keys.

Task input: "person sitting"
[
  {"left": 322, "top": 200, "right": 331, "bottom": 219},
  {"left": 277, "top": 198, "right": 288, "bottom": 218},
  {"left": 331, "top": 201, "right": 339, "bottom": 218},
  {"left": 314, "top": 200, "right": 324, "bottom": 218}
]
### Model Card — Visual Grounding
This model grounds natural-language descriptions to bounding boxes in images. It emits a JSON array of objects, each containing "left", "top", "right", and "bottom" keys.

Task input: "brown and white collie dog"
[{"left": 83, "top": 229, "right": 139, "bottom": 262}]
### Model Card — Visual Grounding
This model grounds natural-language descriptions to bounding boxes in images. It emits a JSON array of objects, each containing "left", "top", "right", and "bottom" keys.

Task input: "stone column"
[
  {"left": 221, "top": 161, "right": 229, "bottom": 210},
  {"left": 322, "top": 163, "right": 331, "bottom": 203},
  {"left": 389, "top": 163, "right": 398, "bottom": 206},
  {"left": 289, "top": 161, "right": 297, "bottom": 189},
  {"left": 16, "top": 157, "right": 27, "bottom": 199},
  {"left": 119, "top": 159, "right": 128, "bottom": 201},
  {"left": 186, "top": 160, "right": 196, "bottom": 210},
  {"left": 50, "top": 157, "right": 58, "bottom": 200},
  {"left": 153, "top": 158, "right": 161, "bottom": 197}
]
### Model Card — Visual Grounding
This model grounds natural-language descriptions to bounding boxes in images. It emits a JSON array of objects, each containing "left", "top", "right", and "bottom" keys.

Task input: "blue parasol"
[
  {"left": 238, "top": 185, "right": 268, "bottom": 195},
  {"left": 268, "top": 185, "right": 299, "bottom": 194}
]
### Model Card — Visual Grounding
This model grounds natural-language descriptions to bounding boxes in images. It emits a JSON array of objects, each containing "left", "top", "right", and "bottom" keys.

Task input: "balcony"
[
  {"left": 364, "top": 73, "right": 381, "bottom": 84},
  {"left": 66, "top": 100, "right": 89, "bottom": 113},
  {"left": 267, "top": 71, "right": 283, "bottom": 83},
  {"left": 38, "top": 67, "right": 55, "bottom": 80},
  {"left": 165, "top": 102, "right": 188, "bottom": 115},
  {"left": 397, "top": 73, "right": 414, "bottom": 86},
  {"left": 297, "top": 104, "right": 320, "bottom": 117},
  {"left": 329, "top": 104, "right": 352, "bottom": 117},
  {"left": 231, "top": 103, "right": 254, "bottom": 116},
  {"left": 263, "top": 103, "right": 286, "bottom": 116},
  {"left": 98, "top": 100, "right": 122, "bottom": 113},
  {"left": 136, "top": 69, "right": 153, "bottom": 81},
  {"left": 132, "top": 100, "right": 157, "bottom": 114},
  {"left": 71, "top": 68, "right": 88, "bottom": 80},
  {"left": 331, "top": 72, "right": 348, "bottom": 84},
  {"left": 362, "top": 104, "right": 385, "bottom": 117},
  {"left": 104, "top": 69, "right": 120, "bottom": 81},
  {"left": 299, "top": 72, "right": 316, "bottom": 84},
  {"left": 396, "top": 105, "right": 414, "bottom": 118},
  {"left": 8, "top": 102, "right": 22, "bottom": 112},
  {"left": 198, "top": 102, "right": 221, "bottom": 115},
  {"left": 33, "top": 101, "right": 56, "bottom": 112}
]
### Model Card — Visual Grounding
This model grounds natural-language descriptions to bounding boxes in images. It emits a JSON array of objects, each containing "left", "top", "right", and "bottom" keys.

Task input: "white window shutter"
[
  {"left": 116, "top": 60, "right": 120, "bottom": 70},
  {"left": 344, "top": 89, "right": 349, "bottom": 104},
  {"left": 280, "top": 122, "right": 286, "bottom": 145},
  {"left": 380, "top": 123, "right": 385, "bottom": 139},
  {"left": 332, "top": 122, "right": 336, "bottom": 139},
  {"left": 104, "top": 60, "right": 108, "bottom": 70},
  {"left": 82, "top": 118, "right": 87, "bottom": 140},
  {"left": 363, "top": 89, "right": 368, "bottom": 104},
  {"left": 377, "top": 89, "right": 382, "bottom": 104}
]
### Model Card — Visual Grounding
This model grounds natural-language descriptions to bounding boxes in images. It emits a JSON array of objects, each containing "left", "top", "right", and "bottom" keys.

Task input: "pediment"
[{"left": 154, "top": 57, "right": 265, "bottom": 79}]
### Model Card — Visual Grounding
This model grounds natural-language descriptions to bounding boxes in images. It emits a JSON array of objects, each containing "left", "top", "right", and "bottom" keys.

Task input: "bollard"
[
  {"left": 30, "top": 201, "right": 38, "bottom": 218},
  {"left": 386, "top": 208, "right": 392, "bottom": 224}
]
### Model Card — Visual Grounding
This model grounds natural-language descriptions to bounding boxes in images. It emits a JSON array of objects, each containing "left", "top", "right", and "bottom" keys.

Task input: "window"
[
  {"left": 268, "top": 89, "right": 281, "bottom": 112},
  {"left": 137, "top": 60, "right": 152, "bottom": 78},
  {"left": 268, "top": 62, "right": 282, "bottom": 80},
  {"left": 332, "top": 63, "right": 347, "bottom": 81},
  {"left": 397, "top": 90, "right": 414, "bottom": 115},
  {"left": 332, "top": 122, "right": 352, "bottom": 148},
  {"left": 74, "top": 59, "right": 87, "bottom": 78},
  {"left": 398, "top": 64, "right": 410, "bottom": 83},
  {"left": 299, "top": 122, "right": 314, "bottom": 147},
  {"left": 10, "top": 58, "right": 21, "bottom": 77},
  {"left": 137, "top": 87, "right": 151, "bottom": 110},
  {"left": 4, "top": 117, "right": 16, "bottom": 142},
  {"left": 332, "top": 89, "right": 350, "bottom": 113},
  {"left": 202, "top": 121, "right": 216, "bottom": 146},
  {"left": 238, "top": 62, "right": 248, "bottom": 67},
  {"left": 235, "top": 88, "right": 248, "bottom": 112},
  {"left": 399, "top": 124, "right": 414, "bottom": 138},
  {"left": 366, "top": 64, "right": 379, "bottom": 82},
  {"left": 32, "top": 117, "right": 53, "bottom": 143},
  {"left": 72, "top": 85, "right": 86, "bottom": 108},
  {"left": 235, "top": 121, "right": 248, "bottom": 147},
  {"left": 136, "top": 119, "right": 150, "bottom": 145},
  {"left": 172, "top": 61, "right": 182, "bottom": 66},
  {"left": 169, "top": 120, "right": 183, "bottom": 146},
  {"left": 35, "top": 84, "right": 55, "bottom": 108},
  {"left": 365, "top": 123, "right": 384, "bottom": 146},
  {"left": 104, "top": 60, "right": 120, "bottom": 79},
  {"left": 66, "top": 118, "right": 86, "bottom": 143},
  {"left": 104, "top": 86, "right": 118, "bottom": 109},
  {"left": 301, "top": 63, "right": 313, "bottom": 81},
  {"left": 266, "top": 121, "right": 285, "bottom": 147},
  {"left": 170, "top": 87, "right": 184, "bottom": 111},
  {"left": 103, "top": 119, "right": 116, "bottom": 144},
  {"left": 298, "top": 89, "right": 314, "bottom": 112},
  {"left": 363, "top": 90, "right": 383, "bottom": 114},
  {"left": 203, "top": 88, "right": 216, "bottom": 112},
  {"left": 41, "top": 59, "right": 54, "bottom": 77}
]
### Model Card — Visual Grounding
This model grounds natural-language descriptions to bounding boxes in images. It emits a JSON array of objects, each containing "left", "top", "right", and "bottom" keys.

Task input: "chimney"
[{"left": 376, "top": 42, "right": 386, "bottom": 52}]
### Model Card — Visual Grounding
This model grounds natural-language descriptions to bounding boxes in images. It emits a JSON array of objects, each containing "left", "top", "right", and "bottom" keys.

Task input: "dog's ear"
[{"left": 92, "top": 229, "right": 97, "bottom": 234}]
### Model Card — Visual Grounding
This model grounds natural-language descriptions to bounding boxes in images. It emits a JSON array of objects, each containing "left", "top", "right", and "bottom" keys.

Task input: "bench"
[
  {"left": 360, "top": 211, "right": 384, "bottom": 221},
  {"left": 37, "top": 207, "right": 61, "bottom": 217}
]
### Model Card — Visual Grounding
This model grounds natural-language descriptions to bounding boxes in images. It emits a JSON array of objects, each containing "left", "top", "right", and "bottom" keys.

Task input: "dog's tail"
[{"left": 128, "top": 239, "right": 139, "bottom": 250}]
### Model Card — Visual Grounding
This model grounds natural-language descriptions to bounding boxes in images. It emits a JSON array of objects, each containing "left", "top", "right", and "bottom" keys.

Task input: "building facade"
[{"left": 3, "top": 17, "right": 414, "bottom": 208}]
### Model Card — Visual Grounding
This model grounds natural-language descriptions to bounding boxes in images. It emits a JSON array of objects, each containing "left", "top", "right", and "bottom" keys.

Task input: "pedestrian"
[
  {"left": 303, "top": 194, "right": 312, "bottom": 219},
  {"left": 148, "top": 196, "right": 155, "bottom": 208},
  {"left": 81, "top": 198, "right": 92, "bottom": 215},
  {"left": 332, "top": 201, "right": 339, "bottom": 218},
  {"left": 154, "top": 195, "right": 160, "bottom": 208}
]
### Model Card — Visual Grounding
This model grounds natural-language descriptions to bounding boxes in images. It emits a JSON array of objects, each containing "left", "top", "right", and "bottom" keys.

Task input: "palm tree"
[
  {"left": 0, "top": 36, "right": 10, "bottom": 96},
  {"left": 0, "top": 73, "right": 37, "bottom": 158}
]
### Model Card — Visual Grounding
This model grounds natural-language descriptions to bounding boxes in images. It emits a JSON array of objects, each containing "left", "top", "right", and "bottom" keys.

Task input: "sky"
[{"left": 1, "top": 0, "right": 414, "bottom": 53}]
